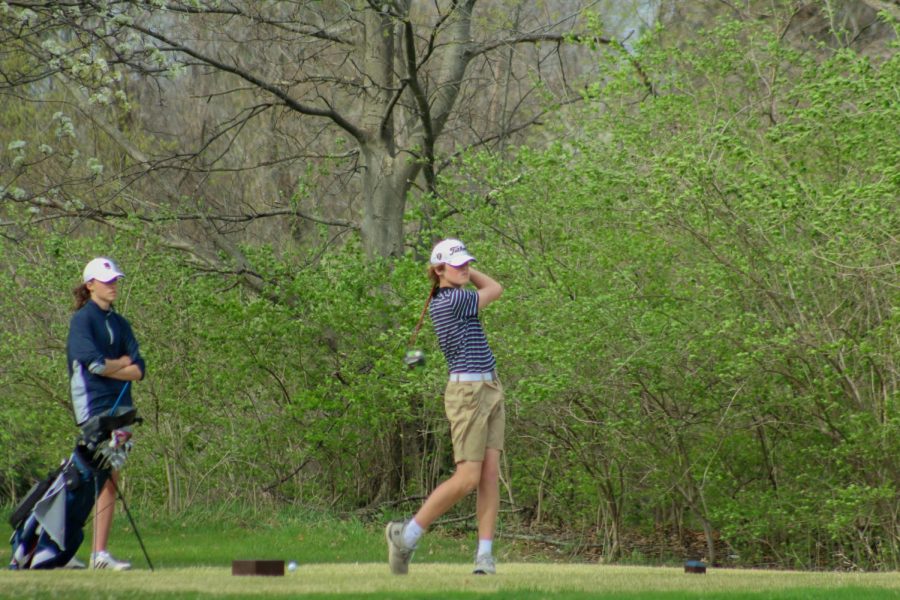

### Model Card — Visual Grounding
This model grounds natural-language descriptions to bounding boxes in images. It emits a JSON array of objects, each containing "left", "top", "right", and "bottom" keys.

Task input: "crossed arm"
[{"left": 102, "top": 356, "right": 144, "bottom": 381}]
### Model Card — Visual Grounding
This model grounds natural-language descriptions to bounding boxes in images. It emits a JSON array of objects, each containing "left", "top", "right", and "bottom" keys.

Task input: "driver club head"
[{"left": 403, "top": 349, "right": 426, "bottom": 369}]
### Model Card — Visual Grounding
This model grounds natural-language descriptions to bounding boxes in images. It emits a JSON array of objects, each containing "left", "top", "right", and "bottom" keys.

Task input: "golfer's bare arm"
[
  {"left": 107, "top": 364, "right": 143, "bottom": 381},
  {"left": 102, "top": 356, "right": 143, "bottom": 380},
  {"left": 470, "top": 268, "right": 503, "bottom": 309},
  {"left": 101, "top": 355, "right": 131, "bottom": 374}
]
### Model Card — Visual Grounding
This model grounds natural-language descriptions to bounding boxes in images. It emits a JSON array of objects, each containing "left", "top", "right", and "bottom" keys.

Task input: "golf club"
[
  {"left": 404, "top": 284, "right": 437, "bottom": 369},
  {"left": 109, "top": 474, "right": 154, "bottom": 571}
]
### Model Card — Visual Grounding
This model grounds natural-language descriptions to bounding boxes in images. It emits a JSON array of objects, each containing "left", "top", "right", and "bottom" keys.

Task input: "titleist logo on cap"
[{"left": 430, "top": 239, "right": 476, "bottom": 266}]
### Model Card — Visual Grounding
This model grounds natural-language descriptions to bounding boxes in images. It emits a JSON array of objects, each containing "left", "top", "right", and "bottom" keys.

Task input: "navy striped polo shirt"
[{"left": 429, "top": 287, "right": 496, "bottom": 374}]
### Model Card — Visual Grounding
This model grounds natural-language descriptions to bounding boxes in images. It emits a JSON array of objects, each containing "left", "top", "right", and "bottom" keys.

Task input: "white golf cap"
[
  {"left": 430, "top": 238, "right": 476, "bottom": 267},
  {"left": 83, "top": 257, "right": 124, "bottom": 283}
]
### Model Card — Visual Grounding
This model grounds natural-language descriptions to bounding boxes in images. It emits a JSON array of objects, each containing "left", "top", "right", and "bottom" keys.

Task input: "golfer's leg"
[
  {"left": 476, "top": 448, "right": 501, "bottom": 542},
  {"left": 93, "top": 473, "right": 117, "bottom": 552},
  {"left": 414, "top": 461, "right": 482, "bottom": 528}
]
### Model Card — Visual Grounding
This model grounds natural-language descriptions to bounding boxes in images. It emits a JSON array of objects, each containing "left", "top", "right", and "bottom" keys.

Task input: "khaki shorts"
[{"left": 444, "top": 379, "right": 505, "bottom": 463}]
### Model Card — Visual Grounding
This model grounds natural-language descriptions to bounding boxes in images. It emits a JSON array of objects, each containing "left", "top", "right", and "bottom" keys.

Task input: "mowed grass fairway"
[
  {"left": 2, "top": 510, "right": 899, "bottom": 598},
  {"left": 3, "top": 564, "right": 900, "bottom": 599}
]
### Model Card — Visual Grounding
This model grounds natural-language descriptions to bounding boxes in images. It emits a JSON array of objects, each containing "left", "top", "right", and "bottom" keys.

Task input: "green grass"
[
  {"left": 3, "top": 565, "right": 900, "bottom": 599},
  {"left": 2, "top": 509, "right": 900, "bottom": 598}
]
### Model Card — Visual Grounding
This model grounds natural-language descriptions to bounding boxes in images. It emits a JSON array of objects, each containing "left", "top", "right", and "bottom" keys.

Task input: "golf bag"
[{"left": 8, "top": 409, "right": 140, "bottom": 570}]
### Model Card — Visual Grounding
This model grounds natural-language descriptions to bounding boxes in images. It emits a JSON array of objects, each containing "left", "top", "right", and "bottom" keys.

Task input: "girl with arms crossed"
[{"left": 68, "top": 257, "right": 146, "bottom": 570}]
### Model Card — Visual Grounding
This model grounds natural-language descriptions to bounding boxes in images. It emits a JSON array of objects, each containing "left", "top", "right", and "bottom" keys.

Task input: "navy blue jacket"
[{"left": 67, "top": 300, "right": 145, "bottom": 425}]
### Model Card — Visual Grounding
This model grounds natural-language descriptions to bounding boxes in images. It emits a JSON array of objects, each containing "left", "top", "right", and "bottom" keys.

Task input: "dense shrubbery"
[{"left": 444, "top": 17, "right": 899, "bottom": 568}]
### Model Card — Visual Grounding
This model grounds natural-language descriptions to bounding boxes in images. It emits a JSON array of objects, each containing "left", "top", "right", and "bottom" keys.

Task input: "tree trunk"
[{"left": 359, "top": 145, "right": 412, "bottom": 259}]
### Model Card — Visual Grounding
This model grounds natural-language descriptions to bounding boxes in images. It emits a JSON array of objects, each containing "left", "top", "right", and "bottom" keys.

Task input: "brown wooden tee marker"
[
  {"left": 232, "top": 559, "right": 285, "bottom": 576},
  {"left": 684, "top": 560, "right": 707, "bottom": 574}
]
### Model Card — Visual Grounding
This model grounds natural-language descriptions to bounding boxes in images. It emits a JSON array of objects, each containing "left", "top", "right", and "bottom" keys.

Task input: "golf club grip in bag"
[{"left": 79, "top": 408, "right": 142, "bottom": 444}]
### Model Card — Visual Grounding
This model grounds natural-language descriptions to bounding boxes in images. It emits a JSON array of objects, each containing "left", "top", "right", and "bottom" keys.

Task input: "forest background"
[{"left": 1, "top": 0, "right": 897, "bottom": 571}]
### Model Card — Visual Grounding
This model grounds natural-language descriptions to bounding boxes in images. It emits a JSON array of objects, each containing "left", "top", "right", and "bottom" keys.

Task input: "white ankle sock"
[
  {"left": 477, "top": 539, "right": 493, "bottom": 557},
  {"left": 403, "top": 519, "right": 424, "bottom": 548}
]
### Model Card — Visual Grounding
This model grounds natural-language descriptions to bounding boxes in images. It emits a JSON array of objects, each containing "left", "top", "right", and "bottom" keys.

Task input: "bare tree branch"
[{"left": 123, "top": 21, "right": 367, "bottom": 142}]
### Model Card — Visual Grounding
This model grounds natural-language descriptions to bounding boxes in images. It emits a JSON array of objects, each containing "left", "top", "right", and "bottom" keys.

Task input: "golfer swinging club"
[
  {"left": 386, "top": 239, "right": 504, "bottom": 575},
  {"left": 68, "top": 257, "right": 145, "bottom": 570}
]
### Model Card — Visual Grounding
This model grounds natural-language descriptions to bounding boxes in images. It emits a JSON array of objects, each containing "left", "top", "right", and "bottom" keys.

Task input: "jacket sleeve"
[
  {"left": 67, "top": 312, "right": 108, "bottom": 375},
  {"left": 121, "top": 317, "right": 146, "bottom": 380}
]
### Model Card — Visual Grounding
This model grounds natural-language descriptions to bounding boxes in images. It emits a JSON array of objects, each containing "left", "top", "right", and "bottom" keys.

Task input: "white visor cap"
[
  {"left": 430, "top": 239, "right": 476, "bottom": 267},
  {"left": 83, "top": 257, "right": 125, "bottom": 283}
]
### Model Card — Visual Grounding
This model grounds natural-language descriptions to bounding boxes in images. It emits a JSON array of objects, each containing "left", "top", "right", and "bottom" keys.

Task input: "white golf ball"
[{"left": 287, "top": 561, "right": 298, "bottom": 572}]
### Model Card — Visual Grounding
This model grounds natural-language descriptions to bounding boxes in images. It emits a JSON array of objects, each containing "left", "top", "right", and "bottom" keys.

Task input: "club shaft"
[{"left": 110, "top": 476, "right": 154, "bottom": 571}]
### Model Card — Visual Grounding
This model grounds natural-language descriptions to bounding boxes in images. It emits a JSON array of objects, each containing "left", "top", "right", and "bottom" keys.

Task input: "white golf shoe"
[{"left": 91, "top": 550, "right": 131, "bottom": 570}]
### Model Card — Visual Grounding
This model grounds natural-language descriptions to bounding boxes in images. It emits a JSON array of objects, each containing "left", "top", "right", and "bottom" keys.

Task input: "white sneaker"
[
  {"left": 385, "top": 520, "right": 416, "bottom": 575},
  {"left": 91, "top": 551, "right": 131, "bottom": 570},
  {"left": 473, "top": 553, "right": 496, "bottom": 575},
  {"left": 63, "top": 556, "right": 86, "bottom": 569}
]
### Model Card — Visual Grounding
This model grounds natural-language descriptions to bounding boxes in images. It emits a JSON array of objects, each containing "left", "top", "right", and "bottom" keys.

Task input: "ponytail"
[
  {"left": 72, "top": 283, "right": 90, "bottom": 311},
  {"left": 409, "top": 281, "right": 438, "bottom": 349}
]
